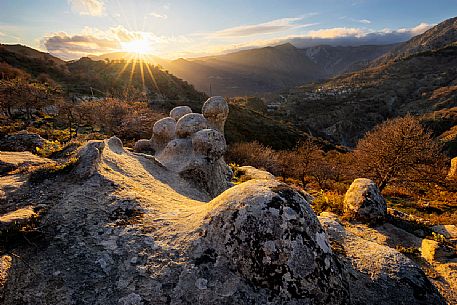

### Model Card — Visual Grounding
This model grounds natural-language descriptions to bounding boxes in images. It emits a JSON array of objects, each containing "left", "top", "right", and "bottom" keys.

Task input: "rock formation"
[
  {"left": 343, "top": 178, "right": 387, "bottom": 222},
  {"left": 0, "top": 135, "right": 351, "bottom": 305},
  {"left": 134, "top": 96, "right": 232, "bottom": 197},
  {"left": 319, "top": 213, "right": 446, "bottom": 305},
  {"left": 201, "top": 96, "right": 229, "bottom": 132},
  {"left": 133, "top": 139, "right": 154, "bottom": 154},
  {"left": 0, "top": 131, "right": 47, "bottom": 153}
]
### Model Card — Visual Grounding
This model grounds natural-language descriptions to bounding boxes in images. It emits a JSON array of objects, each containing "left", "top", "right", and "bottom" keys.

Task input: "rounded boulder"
[
  {"left": 202, "top": 96, "right": 229, "bottom": 132},
  {"left": 176, "top": 113, "right": 208, "bottom": 138},
  {"left": 343, "top": 178, "right": 387, "bottom": 222},
  {"left": 191, "top": 129, "right": 226, "bottom": 160},
  {"left": 170, "top": 106, "right": 193, "bottom": 121}
]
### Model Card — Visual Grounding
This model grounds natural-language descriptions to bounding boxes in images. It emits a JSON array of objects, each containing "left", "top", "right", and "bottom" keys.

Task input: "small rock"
[{"left": 344, "top": 178, "right": 387, "bottom": 222}]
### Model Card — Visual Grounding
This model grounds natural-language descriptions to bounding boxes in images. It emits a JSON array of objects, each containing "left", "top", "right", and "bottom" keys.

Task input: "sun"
[{"left": 121, "top": 38, "right": 153, "bottom": 55}]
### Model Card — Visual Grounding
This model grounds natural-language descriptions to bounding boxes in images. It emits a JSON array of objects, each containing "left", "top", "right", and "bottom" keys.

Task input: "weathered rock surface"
[
  {"left": 188, "top": 180, "right": 349, "bottom": 304},
  {"left": 152, "top": 98, "right": 232, "bottom": 197},
  {"left": 170, "top": 106, "right": 192, "bottom": 121},
  {"left": 151, "top": 117, "right": 177, "bottom": 153},
  {"left": 175, "top": 113, "right": 208, "bottom": 138},
  {"left": 0, "top": 207, "right": 37, "bottom": 232},
  {"left": 0, "top": 152, "right": 54, "bottom": 175},
  {"left": 343, "top": 178, "right": 387, "bottom": 222},
  {"left": 0, "top": 131, "right": 47, "bottom": 153},
  {"left": 319, "top": 213, "right": 446, "bottom": 305},
  {"left": 1, "top": 141, "right": 350, "bottom": 305},
  {"left": 72, "top": 140, "right": 105, "bottom": 179},
  {"left": 202, "top": 96, "right": 229, "bottom": 132},
  {"left": 236, "top": 166, "right": 276, "bottom": 181},
  {"left": 133, "top": 139, "right": 154, "bottom": 154}
]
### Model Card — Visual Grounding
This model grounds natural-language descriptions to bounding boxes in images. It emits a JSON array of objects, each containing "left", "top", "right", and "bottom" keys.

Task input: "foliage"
[
  {"left": 311, "top": 191, "right": 345, "bottom": 215},
  {"left": 353, "top": 115, "right": 448, "bottom": 191},
  {"left": 395, "top": 246, "right": 420, "bottom": 257},
  {"left": 35, "top": 140, "right": 63, "bottom": 158}
]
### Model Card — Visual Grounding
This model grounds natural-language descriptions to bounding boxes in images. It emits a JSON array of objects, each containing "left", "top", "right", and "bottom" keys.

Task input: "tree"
[
  {"left": 353, "top": 115, "right": 446, "bottom": 191},
  {"left": 290, "top": 139, "right": 322, "bottom": 187}
]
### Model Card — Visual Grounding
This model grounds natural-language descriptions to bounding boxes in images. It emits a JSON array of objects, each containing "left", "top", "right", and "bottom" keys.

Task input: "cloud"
[
  {"left": 41, "top": 26, "right": 190, "bottom": 60},
  {"left": 211, "top": 17, "right": 317, "bottom": 37},
  {"left": 358, "top": 19, "right": 371, "bottom": 24},
  {"left": 176, "top": 21, "right": 435, "bottom": 58},
  {"left": 307, "top": 27, "right": 366, "bottom": 38},
  {"left": 149, "top": 12, "right": 168, "bottom": 19},
  {"left": 69, "top": 0, "right": 105, "bottom": 16},
  {"left": 397, "top": 22, "right": 433, "bottom": 36}
]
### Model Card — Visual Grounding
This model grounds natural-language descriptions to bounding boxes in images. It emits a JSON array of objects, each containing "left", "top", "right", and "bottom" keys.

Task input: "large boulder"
[
  {"left": 185, "top": 180, "right": 349, "bottom": 304},
  {"left": 319, "top": 214, "right": 446, "bottom": 305},
  {"left": 343, "top": 178, "right": 387, "bottom": 222}
]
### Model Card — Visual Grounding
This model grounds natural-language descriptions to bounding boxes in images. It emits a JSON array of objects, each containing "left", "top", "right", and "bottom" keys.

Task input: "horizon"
[{"left": 0, "top": 0, "right": 456, "bottom": 60}]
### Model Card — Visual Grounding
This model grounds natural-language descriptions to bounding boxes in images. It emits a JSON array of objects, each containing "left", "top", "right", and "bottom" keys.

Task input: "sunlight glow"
[{"left": 121, "top": 38, "right": 153, "bottom": 55}]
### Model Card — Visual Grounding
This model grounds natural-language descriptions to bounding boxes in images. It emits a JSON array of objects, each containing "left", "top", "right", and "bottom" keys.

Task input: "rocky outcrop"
[
  {"left": 319, "top": 213, "right": 446, "bottom": 305},
  {"left": 343, "top": 178, "right": 387, "bottom": 222},
  {"left": 0, "top": 131, "right": 47, "bottom": 153},
  {"left": 72, "top": 140, "right": 105, "bottom": 179},
  {"left": 152, "top": 97, "right": 232, "bottom": 197},
  {"left": 0, "top": 152, "right": 53, "bottom": 175}
]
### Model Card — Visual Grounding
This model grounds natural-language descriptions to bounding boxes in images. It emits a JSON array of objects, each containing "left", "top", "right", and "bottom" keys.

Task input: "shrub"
[
  {"left": 226, "top": 141, "right": 282, "bottom": 175},
  {"left": 311, "top": 191, "right": 345, "bottom": 215}
]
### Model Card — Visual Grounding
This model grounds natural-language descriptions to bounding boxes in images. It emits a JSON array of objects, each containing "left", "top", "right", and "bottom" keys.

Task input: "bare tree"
[{"left": 353, "top": 115, "right": 446, "bottom": 191}]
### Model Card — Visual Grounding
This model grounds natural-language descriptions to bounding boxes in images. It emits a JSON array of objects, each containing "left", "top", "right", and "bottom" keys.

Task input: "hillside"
[
  {"left": 0, "top": 44, "right": 316, "bottom": 149},
  {"left": 374, "top": 17, "right": 457, "bottom": 65},
  {"left": 277, "top": 18, "right": 457, "bottom": 149},
  {"left": 94, "top": 43, "right": 397, "bottom": 97}
]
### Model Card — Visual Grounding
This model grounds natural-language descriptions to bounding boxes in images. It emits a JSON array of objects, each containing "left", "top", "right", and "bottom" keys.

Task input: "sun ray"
[
  {"left": 144, "top": 61, "right": 161, "bottom": 94},
  {"left": 139, "top": 57, "right": 146, "bottom": 93}
]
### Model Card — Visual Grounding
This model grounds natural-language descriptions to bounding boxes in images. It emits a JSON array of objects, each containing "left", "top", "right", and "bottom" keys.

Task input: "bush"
[
  {"left": 226, "top": 141, "right": 282, "bottom": 175},
  {"left": 310, "top": 191, "right": 345, "bottom": 215}
]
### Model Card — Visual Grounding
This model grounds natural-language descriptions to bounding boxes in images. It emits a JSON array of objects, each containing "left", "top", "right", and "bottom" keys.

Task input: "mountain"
[
  {"left": 277, "top": 17, "right": 457, "bottom": 150},
  {"left": 160, "top": 43, "right": 398, "bottom": 96},
  {"left": 373, "top": 17, "right": 457, "bottom": 65},
  {"left": 162, "top": 43, "right": 322, "bottom": 96},
  {"left": 0, "top": 44, "right": 70, "bottom": 79},
  {"left": 303, "top": 44, "right": 398, "bottom": 76}
]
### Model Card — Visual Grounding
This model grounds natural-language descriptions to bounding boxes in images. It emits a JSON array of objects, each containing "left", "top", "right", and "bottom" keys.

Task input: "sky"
[{"left": 0, "top": 0, "right": 456, "bottom": 60}]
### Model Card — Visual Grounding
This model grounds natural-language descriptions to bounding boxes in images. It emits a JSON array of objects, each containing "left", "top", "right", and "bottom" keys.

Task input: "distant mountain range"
[
  {"left": 91, "top": 43, "right": 399, "bottom": 96},
  {"left": 277, "top": 17, "right": 457, "bottom": 153}
]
